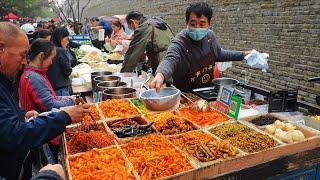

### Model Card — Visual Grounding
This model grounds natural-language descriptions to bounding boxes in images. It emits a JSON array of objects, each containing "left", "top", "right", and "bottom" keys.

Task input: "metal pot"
[
  {"left": 93, "top": 75, "right": 121, "bottom": 91},
  {"left": 116, "top": 72, "right": 137, "bottom": 78},
  {"left": 102, "top": 87, "right": 136, "bottom": 100},
  {"left": 91, "top": 71, "right": 112, "bottom": 91},
  {"left": 212, "top": 78, "right": 239, "bottom": 89},
  {"left": 96, "top": 81, "right": 127, "bottom": 92}
]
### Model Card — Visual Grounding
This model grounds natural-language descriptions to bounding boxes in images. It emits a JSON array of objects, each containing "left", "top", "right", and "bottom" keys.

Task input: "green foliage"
[{"left": 1, "top": 0, "right": 53, "bottom": 18}]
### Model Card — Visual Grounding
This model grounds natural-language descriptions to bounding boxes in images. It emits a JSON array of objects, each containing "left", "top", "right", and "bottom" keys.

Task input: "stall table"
[{"left": 62, "top": 83, "right": 320, "bottom": 180}]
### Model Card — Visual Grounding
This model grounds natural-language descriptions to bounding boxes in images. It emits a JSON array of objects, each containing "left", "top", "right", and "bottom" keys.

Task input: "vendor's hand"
[
  {"left": 63, "top": 104, "right": 90, "bottom": 124},
  {"left": 149, "top": 73, "right": 165, "bottom": 92},
  {"left": 40, "top": 164, "right": 65, "bottom": 180},
  {"left": 25, "top": 110, "right": 39, "bottom": 120},
  {"left": 243, "top": 50, "right": 252, "bottom": 56}
]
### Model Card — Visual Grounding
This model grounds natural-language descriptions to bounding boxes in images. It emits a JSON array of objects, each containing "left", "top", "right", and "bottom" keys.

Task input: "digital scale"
[{"left": 192, "top": 86, "right": 218, "bottom": 102}]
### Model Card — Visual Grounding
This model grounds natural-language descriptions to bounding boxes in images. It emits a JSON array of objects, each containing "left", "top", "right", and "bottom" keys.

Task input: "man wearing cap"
[
  {"left": 0, "top": 22, "right": 90, "bottom": 179},
  {"left": 21, "top": 23, "right": 37, "bottom": 44}
]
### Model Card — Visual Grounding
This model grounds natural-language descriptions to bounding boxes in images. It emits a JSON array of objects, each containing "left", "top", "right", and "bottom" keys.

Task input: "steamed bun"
[
  {"left": 287, "top": 130, "right": 305, "bottom": 142},
  {"left": 265, "top": 124, "right": 276, "bottom": 134}
]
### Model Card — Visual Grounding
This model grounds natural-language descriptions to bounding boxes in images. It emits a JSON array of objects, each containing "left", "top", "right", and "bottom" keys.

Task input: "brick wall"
[{"left": 82, "top": 0, "right": 320, "bottom": 105}]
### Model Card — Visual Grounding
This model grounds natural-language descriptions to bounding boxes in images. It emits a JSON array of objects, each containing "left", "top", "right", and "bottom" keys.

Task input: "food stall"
[
  {"left": 63, "top": 42, "right": 320, "bottom": 179},
  {"left": 62, "top": 75, "right": 320, "bottom": 179}
]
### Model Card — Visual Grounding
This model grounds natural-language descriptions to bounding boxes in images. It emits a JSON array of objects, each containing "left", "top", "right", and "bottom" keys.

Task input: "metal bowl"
[
  {"left": 102, "top": 87, "right": 136, "bottom": 100},
  {"left": 91, "top": 71, "right": 112, "bottom": 90},
  {"left": 96, "top": 81, "right": 127, "bottom": 91},
  {"left": 140, "top": 87, "right": 181, "bottom": 111},
  {"left": 212, "top": 78, "right": 239, "bottom": 87},
  {"left": 212, "top": 78, "right": 239, "bottom": 91},
  {"left": 93, "top": 75, "right": 121, "bottom": 91}
]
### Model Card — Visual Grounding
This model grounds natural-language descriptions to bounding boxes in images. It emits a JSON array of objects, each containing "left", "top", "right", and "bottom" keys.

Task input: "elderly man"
[{"left": 0, "top": 22, "right": 90, "bottom": 179}]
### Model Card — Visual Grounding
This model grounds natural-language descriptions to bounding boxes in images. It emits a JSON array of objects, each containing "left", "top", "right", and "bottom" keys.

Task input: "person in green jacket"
[{"left": 121, "top": 11, "right": 174, "bottom": 73}]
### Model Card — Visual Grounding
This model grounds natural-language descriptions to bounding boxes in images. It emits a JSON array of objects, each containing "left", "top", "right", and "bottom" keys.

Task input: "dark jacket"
[
  {"left": 156, "top": 29, "right": 244, "bottom": 89},
  {"left": 0, "top": 74, "right": 71, "bottom": 179},
  {"left": 47, "top": 47, "right": 72, "bottom": 90},
  {"left": 121, "top": 16, "right": 174, "bottom": 73},
  {"left": 31, "top": 170, "right": 63, "bottom": 180}
]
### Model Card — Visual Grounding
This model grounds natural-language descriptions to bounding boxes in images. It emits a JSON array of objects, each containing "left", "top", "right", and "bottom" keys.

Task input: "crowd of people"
[
  {"left": 0, "top": 2, "right": 250, "bottom": 180},
  {"left": 0, "top": 19, "right": 88, "bottom": 180}
]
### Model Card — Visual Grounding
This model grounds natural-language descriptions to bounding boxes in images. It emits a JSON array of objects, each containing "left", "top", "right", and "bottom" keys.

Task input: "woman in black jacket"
[{"left": 47, "top": 27, "right": 73, "bottom": 96}]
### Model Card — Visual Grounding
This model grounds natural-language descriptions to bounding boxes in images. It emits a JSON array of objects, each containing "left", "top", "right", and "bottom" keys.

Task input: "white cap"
[{"left": 21, "top": 23, "right": 35, "bottom": 35}]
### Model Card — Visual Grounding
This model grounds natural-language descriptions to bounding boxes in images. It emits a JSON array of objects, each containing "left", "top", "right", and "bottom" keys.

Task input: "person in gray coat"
[{"left": 150, "top": 2, "right": 251, "bottom": 91}]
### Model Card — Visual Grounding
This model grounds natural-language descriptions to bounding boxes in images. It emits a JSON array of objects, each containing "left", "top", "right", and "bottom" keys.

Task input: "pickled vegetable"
[
  {"left": 170, "top": 131, "right": 238, "bottom": 162},
  {"left": 210, "top": 123, "right": 277, "bottom": 153}
]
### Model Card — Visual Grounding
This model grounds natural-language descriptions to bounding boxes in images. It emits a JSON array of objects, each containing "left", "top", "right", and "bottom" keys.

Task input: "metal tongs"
[{"left": 139, "top": 75, "right": 152, "bottom": 97}]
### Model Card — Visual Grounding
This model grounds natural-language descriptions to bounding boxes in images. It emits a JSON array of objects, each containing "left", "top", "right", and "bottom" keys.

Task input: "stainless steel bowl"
[
  {"left": 212, "top": 78, "right": 239, "bottom": 87},
  {"left": 91, "top": 71, "right": 112, "bottom": 90},
  {"left": 93, "top": 75, "right": 121, "bottom": 91},
  {"left": 96, "top": 81, "right": 127, "bottom": 91},
  {"left": 102, "top": 87, "right": 136, "bottom": 100},
  {"left": 116, "top": 72, "right": 137, "bottom": 78},
  {"left": 140, "top": 87, "right": 181, "bottom": 111},
  {"left": 212, "top": 78, "right": 239, "bottom": 91}
]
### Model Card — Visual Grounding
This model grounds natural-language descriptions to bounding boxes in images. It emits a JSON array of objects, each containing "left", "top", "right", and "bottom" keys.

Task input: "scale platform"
[{"left": 192, "top": 86, "right": 218, "bottom": 102}]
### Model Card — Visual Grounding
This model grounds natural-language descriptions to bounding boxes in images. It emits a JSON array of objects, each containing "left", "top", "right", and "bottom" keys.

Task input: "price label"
[
  {"left": 227, "top": 95, "right": 242, "bottom": 120},
  {"left": 218, "top": 86, "right": 234, "bottom": 106}
]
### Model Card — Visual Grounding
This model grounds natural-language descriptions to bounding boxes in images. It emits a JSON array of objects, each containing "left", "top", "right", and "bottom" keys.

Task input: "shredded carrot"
[
  {"left": 122, "top": 134, "right": 192, "bottom": 180},
  {"left": 98, "top": 99, "right": 140, "bottom": 118},
  {"left": 69, "top": 148, "right": 135, "bottom": 180},
  {"left": 179, "top": 106, "right": 228, "bottom": 127}
]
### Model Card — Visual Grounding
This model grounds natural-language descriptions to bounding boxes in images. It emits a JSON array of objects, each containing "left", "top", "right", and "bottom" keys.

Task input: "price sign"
[
  {"left": 227, "top": 95, "right": 242, "bottom": 120},
  {"left": 218, "top": 86, "right": 234, "bottom": 106},
  {"left": 213, "top": 101, "right": 229, "bottom": 114}
]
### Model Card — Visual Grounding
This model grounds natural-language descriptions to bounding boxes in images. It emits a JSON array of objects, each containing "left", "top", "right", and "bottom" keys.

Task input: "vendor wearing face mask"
[{"left": 150, "top": 2, "right": 250, "bottom": 91}]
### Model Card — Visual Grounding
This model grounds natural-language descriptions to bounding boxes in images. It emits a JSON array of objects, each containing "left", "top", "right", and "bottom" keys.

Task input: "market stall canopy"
[{"left": 4, "top": 12, "right": 18, "bottom": 20}]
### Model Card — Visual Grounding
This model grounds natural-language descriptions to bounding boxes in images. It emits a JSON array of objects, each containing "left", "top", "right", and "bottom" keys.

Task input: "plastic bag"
[
  {"left": 245, "top": 49, "right": 269, "bottom": 72},
  {"left": 216, "top": 62, "right": 233, "bottom": 71},
  {"left": 104, "top": 42, "right": 113, "bottom": 52},
  {"left": 112, "top": 44, "right": 124, "bottom": 52}
]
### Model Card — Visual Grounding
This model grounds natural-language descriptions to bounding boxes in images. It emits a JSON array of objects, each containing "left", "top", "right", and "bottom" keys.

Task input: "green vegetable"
[{"left": 131, "top": 99, "right": 148, "bottom": 113}]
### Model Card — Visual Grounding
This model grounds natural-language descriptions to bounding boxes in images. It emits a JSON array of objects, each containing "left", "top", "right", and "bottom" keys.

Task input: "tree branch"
[
  {"left": 80, "top": 0, "right": 91, "bottom": 21},
  {"left": 65, "top": 0, "right": 76, "bottom": 22}
]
